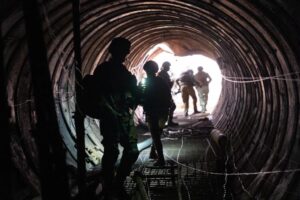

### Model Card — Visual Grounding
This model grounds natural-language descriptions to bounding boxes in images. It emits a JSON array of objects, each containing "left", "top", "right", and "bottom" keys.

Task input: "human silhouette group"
[{"left": 89, "top": 37, "right": 211, "bottom": 200}]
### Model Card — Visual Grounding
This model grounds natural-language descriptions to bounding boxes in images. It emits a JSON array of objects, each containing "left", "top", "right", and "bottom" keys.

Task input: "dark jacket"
[
  {"left": 176, "top": 72, "right": 196, "bottom": 87},
  {"left": 93, "top": 60, "right": 139, "bottom": 114},
  {"left": 158, "top": 70, "right": 173, "bottom": 89},
  {"left": 141, "top": 76, "right": 171, "bottom": 115}
]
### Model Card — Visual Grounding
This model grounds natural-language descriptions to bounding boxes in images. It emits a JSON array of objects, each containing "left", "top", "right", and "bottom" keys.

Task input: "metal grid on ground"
[
  {"left": 125, "top": 159, "right": 228, "bottom": 200},
  {"left": 124, "top": 117, "right": 230, "bottom": 200}
]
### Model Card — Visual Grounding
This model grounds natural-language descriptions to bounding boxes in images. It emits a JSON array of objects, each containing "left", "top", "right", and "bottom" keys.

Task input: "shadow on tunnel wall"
[{"left": 2, "top": 0, "right": 300, "bottom": 199}]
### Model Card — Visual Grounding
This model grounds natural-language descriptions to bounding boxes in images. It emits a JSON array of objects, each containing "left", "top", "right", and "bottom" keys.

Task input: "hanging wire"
[
  {"left": 222, "top": 71, "right": 300, "bottom": 83},
  {"left": 176, "top": 136, "right": 191, "bottom": 200},
  {"left": 164, "top": 137, "right": 300, "bottom": 176},
  {"left": 225, "top": 117, "right": 300, "bottom": 198},
  {"left": 32, "top": 2, "right": 300, "bottom": 196},
  {"left": 227, "top": 125, "right": 255, "bottom": 199}
]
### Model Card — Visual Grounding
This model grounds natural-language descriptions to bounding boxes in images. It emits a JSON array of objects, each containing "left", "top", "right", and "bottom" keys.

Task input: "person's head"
[
  {"left": 197, "top": 66, "right": 203, "bottom": 72},
  {"left": 187, "top": 69, "right": 194, "bottom": 75},
  {"left": 143, "top": 60, "right": 159, "bottom": 77},
  {"left": 161, "top": 61, "right": 171, "bottom": 71},
  {"left": 108, "top": 37, "right": 131, "bottom": 62}
]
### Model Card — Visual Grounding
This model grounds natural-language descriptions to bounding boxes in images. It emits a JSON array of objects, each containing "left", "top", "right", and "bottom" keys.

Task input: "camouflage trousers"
[{"left": 100, "top": 112, "right": 139, "bottom": 189}]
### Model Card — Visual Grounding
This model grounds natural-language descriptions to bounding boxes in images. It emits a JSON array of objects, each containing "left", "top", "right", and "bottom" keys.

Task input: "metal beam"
[
  {"left": 0, "top": 16, "right": 12, "bottom": 200},
  {"left": 71, "top": 0, "right": 87, "bottom": 199},
  {"left": 22, "top": 0, "right": 70, "bottom": 199}
]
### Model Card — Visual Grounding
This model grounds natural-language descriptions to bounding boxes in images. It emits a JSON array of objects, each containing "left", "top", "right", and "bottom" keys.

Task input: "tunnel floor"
[
  {"left": 120, "top": 113, "right": 232, "bottom": 200},
  {"left": 74, "top": 113, "right": 233, "bottom": 200}
]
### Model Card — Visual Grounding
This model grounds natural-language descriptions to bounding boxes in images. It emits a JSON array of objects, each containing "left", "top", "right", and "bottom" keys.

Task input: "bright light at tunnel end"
[{"left": 150, "top": 46, "right": 222, "bottom": 115}]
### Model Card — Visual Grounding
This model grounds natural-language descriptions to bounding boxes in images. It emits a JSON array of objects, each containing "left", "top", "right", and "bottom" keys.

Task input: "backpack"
[{"left": 79, "top": 74, "right": 102, "bottom": 119}]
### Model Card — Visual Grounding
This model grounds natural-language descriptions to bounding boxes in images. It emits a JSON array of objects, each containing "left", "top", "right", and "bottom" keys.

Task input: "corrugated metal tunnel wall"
[{"left": 2, "top": 0, "right": 300, "bottom": 199}]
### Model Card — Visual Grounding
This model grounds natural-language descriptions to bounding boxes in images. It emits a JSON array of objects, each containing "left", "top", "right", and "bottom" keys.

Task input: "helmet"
[
  {"left": 198, "top": 66, "right": 203, "bottom": 71},
  {"left": 161, "top": 61, "right": 171, "bottom": 71},
  {"left": 108, "top": 37, "right": 131, "bottom": 55},
  {"left": 187, "top": 69, "right": 194, "bottom": 75},
  {"left": 143, "top": 60, "right": 159, "bottom": 75}
]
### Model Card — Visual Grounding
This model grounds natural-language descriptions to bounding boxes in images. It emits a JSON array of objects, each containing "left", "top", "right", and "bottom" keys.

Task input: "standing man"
[
  {"left": 93, "top": 37, "right": 140, "bottom": 200},
  {"left": 157, "top": 61, "right": 178, "bottom": 126},
  {"left": 194, "top": 66, "right": 212, "bottom": 113},
  {"left": 140, "top": 60, "right": 171, "bottom": 166},
  {"left": 176, "top": 70, "right": 199, "bottom": 117}
]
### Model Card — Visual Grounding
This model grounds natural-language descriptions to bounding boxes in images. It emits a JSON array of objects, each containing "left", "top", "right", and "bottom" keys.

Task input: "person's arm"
[
  {"left": 160, "top": 78, "right": 172, "bottom": 109},
  {"left": 191, "top": 75, "right": 199, "bottom": 87},
  {"left": 93, "top": 63, "right": 122, "bottom": 116},
  {"left": 193, "top": 73, "right": 201, "bottom": 87},
  {"left": 207, "top": 73, "right": 212, "bottom": 84},
  {"left": 175, "top": 78, "right": 180, "bottom": 88},
  {"left": 167, "top": 75, "right": 173, "bottom": 88}
]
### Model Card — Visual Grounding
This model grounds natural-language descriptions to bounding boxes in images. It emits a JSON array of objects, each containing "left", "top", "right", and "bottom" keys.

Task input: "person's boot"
[
  {"left": 167, "top": 115, "right": 178, "bottom": 126},
  {"left": 184, "top": 111, "right": 188, "bottom": 117},
  {"left": 104, "top": 182, "right": 129, "bottom": 200},
  {"left": 111, "top": 174, "right": 131, "bottom": 200},
  {"left": 154, "top": 145, "right": 165, "bottom": 166},
  {"left": 193, "top": 109, "right": 200, "bottom": 114},
  {"left": 167, "top": 120, "right": 179, "bottom": 126},
  {"left": 102, "top": 184, "right": 118, "bottom": 200},
  {"left": 153, "top": 159, "right": 165, "bottom": 166},
  {"left": 115, "top": 185, "right": 130, "bottom": 200},
  {"left": 149, "top": 146, "right": 158, "bottom": 159}
]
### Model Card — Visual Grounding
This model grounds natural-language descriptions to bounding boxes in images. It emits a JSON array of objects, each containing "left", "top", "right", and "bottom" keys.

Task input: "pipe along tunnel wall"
[{"left": 2, "top": 0, "right": 300, "bottom": 199}]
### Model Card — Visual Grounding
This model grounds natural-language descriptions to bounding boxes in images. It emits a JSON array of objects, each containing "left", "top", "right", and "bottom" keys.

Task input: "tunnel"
[{"left": 1, "top": 0, "right": 300, "bottom": 199}]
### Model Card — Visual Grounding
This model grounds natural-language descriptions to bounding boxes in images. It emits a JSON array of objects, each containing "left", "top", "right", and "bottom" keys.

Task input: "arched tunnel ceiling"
[{"left": 2, "top": 0, "right": 300, "bottom": 199}]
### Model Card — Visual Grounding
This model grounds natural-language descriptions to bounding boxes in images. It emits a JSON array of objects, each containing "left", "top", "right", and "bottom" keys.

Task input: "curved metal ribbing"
[{"left": 2, "top": 0, "right": 300, "bottom": 199}]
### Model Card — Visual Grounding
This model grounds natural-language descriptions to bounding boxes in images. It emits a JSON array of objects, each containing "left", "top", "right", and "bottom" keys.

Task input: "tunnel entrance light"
[{"left": 149, "top": 45, "right": 222, "bottom": 114}]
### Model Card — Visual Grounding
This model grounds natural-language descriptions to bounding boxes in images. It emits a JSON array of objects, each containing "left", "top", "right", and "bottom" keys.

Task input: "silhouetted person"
[
  {"left": 140, "top": 60, "right": 171, "bottom": 166},
  {"left": 176, "top": 70, "right": 199, "bottom": 117},
  {"left": 158, "top": 61, "right": 178, "bottom": 126},
  {"left": 194, "top": 66, "right": 212, "bottom": 112},
  {"left": 93, "top": 37, "right": 139, "bottom": 200}
]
